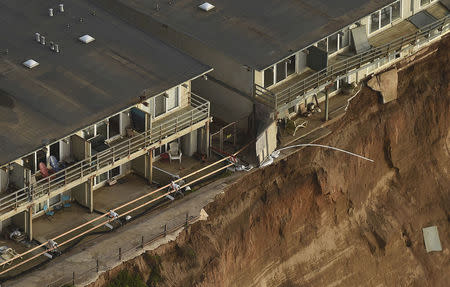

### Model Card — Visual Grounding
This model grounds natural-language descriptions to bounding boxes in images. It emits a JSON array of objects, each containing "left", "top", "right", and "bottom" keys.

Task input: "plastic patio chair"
[
  {"left": 168, "top": 142, "right": 182, "bottom": 164},
  {"left": 62, "top": 195, "right": 71, "bottom": 208},
  {"left": 43, "top": 204, "right": 54, "bottom": 216}
]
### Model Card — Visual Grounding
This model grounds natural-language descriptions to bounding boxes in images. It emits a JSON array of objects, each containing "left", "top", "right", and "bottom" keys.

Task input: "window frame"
[
  {"left": 369, "top": 0, "right": 402, "bottom": 34},
  {"left": 420, "top": 0, "right": 433, "bottom": 7},
  {"left": 153, "top": 86, "right": 181, "bottom": 118},
  {"left": 262, "top": 54, "right": 297, "bottom": 88}
]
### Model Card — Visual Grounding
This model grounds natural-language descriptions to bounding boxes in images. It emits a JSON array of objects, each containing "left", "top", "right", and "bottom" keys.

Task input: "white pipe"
[
  {"left": 277, "top": 143, "right": 374, "bottom": 162},
  {"left": 345, "top": 84, "right": 363, "bottom": 111}
]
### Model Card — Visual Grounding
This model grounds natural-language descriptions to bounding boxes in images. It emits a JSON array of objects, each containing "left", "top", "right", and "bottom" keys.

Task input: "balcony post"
[
  {"left": 111, "top": 147, "right": 115, "bottom": 164},
  {"left": 219, "top": 127, "right": 223, "bottom": 153},
  {"left": 149, "top": 150, "right": 153, "bottom": 184},
  {"left": 324, "top": 88, "right": 329, "bottom": 122},
  {"left": 88, "top": 177, "right": 94, "bottom": 213},
  {"left": 205, "top": 121, "right": 210, "bottom": 157},
  {"left": 27, "top": 206, "right": 33, "bottom": 241}
]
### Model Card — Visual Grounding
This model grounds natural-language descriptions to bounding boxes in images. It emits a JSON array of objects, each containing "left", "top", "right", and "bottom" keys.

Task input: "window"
[
  {"left": 370, "top": 1, "right": 401, "bottom": 34},
  {"left": 83, "top": 126, "right": 95, "bottom": 140},
  {"left": 276, "top": 62, "right": 286, "bottom": 82},
  {"left": 95, "top": 172, "right": 108, "bottom": 185},
  {"left": 317, "top": 39, "right": 327, "bottom": 51},
  {"left": 153, "top": 86, "right": 180, "bottom": 117},
  {"left": 340, "top": 29, "right": 350, "bottom": 49},
  {"left": 50, "top": 142, "right": 60, "bottom": 161},
  {"left": 420, "top": 0, "right": 431, "bottom": 6},
  {"left": 380, "top": 7, "right": 391, "bottom": 28},
  {"left": 286, "top": 55, "right": 296, "bottom": 76},
  {"left": 263, "top": 55, "right": 297, "bottom": 88},
  {"left": 166, "top": 87, "right": 179, "bottom": 111},
  {"left": 391, "top": 1, "right": 400, "bottom": 20},
  {"left": 154, "top": 94, "right": 166, "bottom": 117},
  {"left": 263, "top": 67, "right": 274, "bottom": 88},
  {"left": 36, "top": 150, "right": 46, "bottom": 170},
  {"left": 370, "top": 11, "right": 380, "bottom": 33},
  {"left": 109, "top": 166, "right": 120, "bottom": 178},
  {"left": 109, "top": 114, "right": 120, "bottom": 138},
  {"left": 328, "top": 33, "right": 338, "bottom": 53},
  {"left": 96, "top": 122, "right": 107, "bottom": 141}
]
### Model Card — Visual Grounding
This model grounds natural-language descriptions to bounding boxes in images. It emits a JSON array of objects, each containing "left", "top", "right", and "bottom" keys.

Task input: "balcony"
[
  {"left": 0, "top": 93, "right": 210, "bottom": 220},
  {"left": 255, "top": 13, "right": 449, "bottom": 112}
]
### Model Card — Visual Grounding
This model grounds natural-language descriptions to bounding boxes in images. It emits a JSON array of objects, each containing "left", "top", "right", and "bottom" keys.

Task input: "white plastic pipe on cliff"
[{"left": 261, "top": 144, "right": 374, "bottom": 167}]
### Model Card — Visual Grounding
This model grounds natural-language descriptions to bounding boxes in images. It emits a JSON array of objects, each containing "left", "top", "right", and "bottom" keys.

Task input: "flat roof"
[
  {"left": 100, "top": 0, "right": 394, "bottom": 70},
  {"left": 0, "top": 0, "right": 210, "bottom": 166}
]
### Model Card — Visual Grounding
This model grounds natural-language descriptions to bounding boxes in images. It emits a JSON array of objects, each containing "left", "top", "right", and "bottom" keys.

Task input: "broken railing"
[
  {"left": 0, "top": 93, "right": 210, "bottom": 215},
  {"left": 255, "top": 15, "right": 449, "bottom": 110}
]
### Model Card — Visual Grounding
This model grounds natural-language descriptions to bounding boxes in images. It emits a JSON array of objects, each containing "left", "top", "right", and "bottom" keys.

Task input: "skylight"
[
  {"left": 79, "top": 35, "right": 95, "bottom": 44},
  {"left": 23, "top": 59, "right": 39, "bottom": 69},
  {"left": 199, "top": 2, "right": 215, "bottom": 12}
]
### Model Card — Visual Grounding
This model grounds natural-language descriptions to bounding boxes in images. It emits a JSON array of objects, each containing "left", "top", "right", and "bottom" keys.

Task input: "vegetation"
[
  {"left": 143, "top": 254, "right": 164, "bottom": 286},
  {"left": 107, "top": 270, "right": 147, "bottom": 287}
]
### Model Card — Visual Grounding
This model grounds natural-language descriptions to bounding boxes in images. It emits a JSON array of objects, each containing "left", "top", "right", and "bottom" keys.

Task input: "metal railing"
[
  {"left": 255, "top": 15, "right": 449, "bottom": 110},
  {"left": 0, "top": 93, "right": 210, "bottom": 216}
]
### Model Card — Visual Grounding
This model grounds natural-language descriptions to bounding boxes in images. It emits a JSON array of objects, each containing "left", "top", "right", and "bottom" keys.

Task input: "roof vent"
[
  {"left": 199, "top": 2, "right": 215, "bottom": 12},
  {"left": 79, "top": 35, "right": 95, "bottom": 44},
  {"left": 23, "top": 59, "right": 39, "bottom": 69}
]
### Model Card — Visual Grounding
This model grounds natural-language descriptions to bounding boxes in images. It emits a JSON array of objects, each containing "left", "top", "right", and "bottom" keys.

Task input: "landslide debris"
[{"left": 89, "top": 36, "right": 450, "bottom": 287}]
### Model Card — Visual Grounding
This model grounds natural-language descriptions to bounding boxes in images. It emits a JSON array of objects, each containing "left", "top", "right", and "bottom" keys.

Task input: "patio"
[
  {"left": 32, "top": 203, "right": 98, "bottom": 244},
  {"left": 369, "top": 2, "right": 448, "bottom": 48},
  {"left": 93, "top": 174, "right": 154, "bottom": 213},
  {"left": 279, "top": 90, "right": 355, "bottom": 147}
]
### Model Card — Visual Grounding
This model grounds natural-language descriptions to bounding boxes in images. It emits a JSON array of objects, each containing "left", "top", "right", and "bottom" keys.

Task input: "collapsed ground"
[{"left": 90, "top": 36, "right": 450, "bottom": 287}]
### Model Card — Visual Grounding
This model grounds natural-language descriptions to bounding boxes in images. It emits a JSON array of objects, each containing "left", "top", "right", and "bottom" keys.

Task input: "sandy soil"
[{"left": 89, "top": 36, "right": 450, "bottom": 287}]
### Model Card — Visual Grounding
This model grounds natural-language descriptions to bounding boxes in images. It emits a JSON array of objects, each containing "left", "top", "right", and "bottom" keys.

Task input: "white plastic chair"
[{"left": 168, "top": 142, "right": 182, "bottom": 164}]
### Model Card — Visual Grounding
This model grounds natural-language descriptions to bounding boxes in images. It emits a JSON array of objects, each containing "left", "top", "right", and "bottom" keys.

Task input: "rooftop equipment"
[
  {"left": 198, "top": 2, "right": 214, "bottom": 12},
  {"left": 78, "top": 34, "right": 95, "bottom": 44},
  {"left": 23, "top": 59, "right": 39, "bottom": 69}
]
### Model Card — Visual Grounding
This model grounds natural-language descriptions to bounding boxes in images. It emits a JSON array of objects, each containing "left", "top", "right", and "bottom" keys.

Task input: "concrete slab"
[
  {"left": 93, "top": 174, "right": 153, "bottom": 213},
  {"left": 153, "top": 155, "right": 211, "bottom": 186},
  {"left": 279, "top": 91, "right": 354, "bottom": 147},
  {"left": 33, "top": 204, "right": 98, "bottom": 243},
  {"left": 423, "top": 226, "right": 442, "bottom": 253},
  {"left": 367, "top": 68, "right": 398, "bottom": 104}
]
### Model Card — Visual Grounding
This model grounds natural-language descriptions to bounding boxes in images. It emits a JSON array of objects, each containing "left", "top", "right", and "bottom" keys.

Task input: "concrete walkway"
[{"left": 3, "top": 172, "right": 242, "bottom": 287}]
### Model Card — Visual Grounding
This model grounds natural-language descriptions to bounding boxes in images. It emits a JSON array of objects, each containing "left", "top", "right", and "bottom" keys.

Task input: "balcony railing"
[
  {"left": 0, "top": 93, "right": 210, "bottom": 216},
  {"left": 255, "top": 15, "right": 449, "bottom": 111}
]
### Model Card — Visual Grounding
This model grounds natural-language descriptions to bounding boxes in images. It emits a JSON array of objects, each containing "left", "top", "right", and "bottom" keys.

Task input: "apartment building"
[
  {"left": 0, "top": 0, "right": 212, "bottom": 239},
  {"left": 94, "top": 0, "right": 449, "bottom": 162}
]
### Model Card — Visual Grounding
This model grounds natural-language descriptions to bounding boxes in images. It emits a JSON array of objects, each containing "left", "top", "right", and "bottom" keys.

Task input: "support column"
[
  {"left": 205, "top": 121, "right": 210, "bottom": 157},
  {"left": 144, "top": 150, "right": 153, "bottom": 184},
  {"left": 26, "top": 206, "right": 33, "bottom": 241},
  {"left": 149, "top": 150, "right": 153, "bottom": 184},
  {"left": 324, "top": 90, "right": 329, "bottom": 122},
  {"left": 88, "top": 177, "right": 94, "bottom": 213}
]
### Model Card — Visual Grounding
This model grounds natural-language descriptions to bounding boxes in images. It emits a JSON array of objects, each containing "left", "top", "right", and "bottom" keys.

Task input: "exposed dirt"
[{"left": 88, "top": 36, "right": 450, "bottom": 287}]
